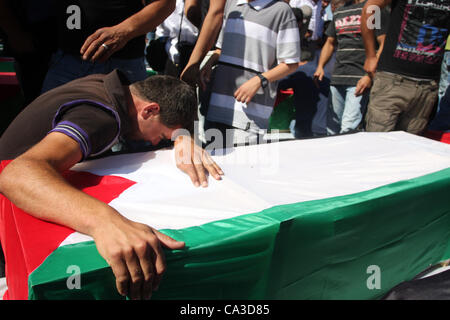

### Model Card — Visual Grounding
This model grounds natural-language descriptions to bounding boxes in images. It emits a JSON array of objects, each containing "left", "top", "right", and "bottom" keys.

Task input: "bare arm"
[
  {"left": 361, "top": 0, "right": 390, "bottom": 77},
  {"left": 0, "top": 132, "right": 184, "bottom": 300},
  {"left": 81, "top": 0, "right": 176, "bottom": 62},
  {"left": 376, "top": 34, "right": 386, "bottom": 59},
  {"left": 314, "top": 36, "right": 336, "bottom": 82},
  {"left": 180, "top": 0, "right": 226, "bottom": 87},
  {"left": 234, "top": 62, "right": 299, "bottom": 104}
]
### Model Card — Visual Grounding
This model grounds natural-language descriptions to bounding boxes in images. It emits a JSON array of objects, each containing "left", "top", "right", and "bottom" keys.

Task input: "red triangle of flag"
[{"left": 0, "top": 160, "right": 136, "bottom": 299}]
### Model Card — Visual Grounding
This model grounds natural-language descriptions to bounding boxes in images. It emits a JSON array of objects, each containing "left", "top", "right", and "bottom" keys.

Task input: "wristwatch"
[{"left": 257, "top": 73, "right": 268, "bottom": 89}]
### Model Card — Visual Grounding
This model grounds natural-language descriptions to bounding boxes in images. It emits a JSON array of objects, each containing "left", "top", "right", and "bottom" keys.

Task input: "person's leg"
[
  {"left": 41, "top": 50, "right": 82, "bottom": 93},
  {"left": 438, "top": 51, "right": 450, "bottom": 102},
  {"left": 105, "top": 57, "right": 148, "bottom": 83},
  {"left": 340, "top": 86, "right": 365, "bottom": 133},
  {"left": 163, "top": 57, "right": 180, "bottom": 77},
  {"left": 397, "top": 80, "right": 439, "bottom": 135},
  {"left": 327, "top": 85, "right": 346, "bottom": 135},
  {"left": 198, "top": 52, "right": 217, "bottom": 144},
  {"left": 365, "top": 72, "right": 406, "bottom": 132},
  {"left": 204, "top": 120, "right": 232, "bottom": 151},
  {"left": 428, "top": 51, "right": 450, "bottom": 131}
]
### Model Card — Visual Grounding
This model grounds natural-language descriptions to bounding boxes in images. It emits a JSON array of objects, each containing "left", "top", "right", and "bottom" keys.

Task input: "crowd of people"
[
  {"left": 0, "top": 0, "right": 449, "bottom": 300},
  {"left": 1, "top": 0, "right": 449, "bottom": 141}
]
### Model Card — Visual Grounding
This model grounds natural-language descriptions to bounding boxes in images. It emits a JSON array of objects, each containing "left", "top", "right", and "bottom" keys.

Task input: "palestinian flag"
[{"left": 1, "top": 132, "right": 450, "bottom": 300}]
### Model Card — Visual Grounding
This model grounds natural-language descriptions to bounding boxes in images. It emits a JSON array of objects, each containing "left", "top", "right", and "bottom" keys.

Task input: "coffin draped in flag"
[{"left": 1, "top": 132, "right": 450, "bottom": 300}]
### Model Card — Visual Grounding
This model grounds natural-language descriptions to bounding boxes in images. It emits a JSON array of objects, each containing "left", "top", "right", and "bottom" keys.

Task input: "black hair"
[
  {"left": 291, "top": 7, "right": 304, "bottom": 23},
  {"left": 130, "top": 75, "right": 198, "bottom": 133}
]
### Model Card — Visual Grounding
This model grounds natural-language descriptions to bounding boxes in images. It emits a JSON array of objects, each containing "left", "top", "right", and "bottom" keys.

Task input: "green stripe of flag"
[{"left": 29, "top": 168, "right": 450, "bottom": 300}]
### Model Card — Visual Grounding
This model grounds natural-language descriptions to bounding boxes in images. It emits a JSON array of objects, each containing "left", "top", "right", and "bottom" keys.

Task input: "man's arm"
[
  {"left": 180, "top": 0, "right": 226, "bottom": 87},
  {"left": 80, "top": 0, "right": 176, "bottom": 62},
  {"left": 314, "top": 36, "right": 336, "bottom": 84},
  {"left": 375, "top": 34, "right": 386, "bottom": 59},
  {"left": 0, "top": 132, "right": 185, "bottom": 300},
  {"left": 174, "top": 134, "right": 223, "bottom": 187},
  {"left": 234, "top": 62, "right": 300, "bottom": 104},
  {"left": 361, "top": 0, "right": 391, "bottom": 77},
  {"left": 354, "top": 34, "right": 386, "bottom": 96}
]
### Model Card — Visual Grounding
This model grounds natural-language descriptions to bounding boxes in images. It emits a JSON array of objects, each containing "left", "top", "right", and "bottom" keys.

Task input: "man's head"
[
  {"left": 292, "top": 7, "right": 304, "bottom": 29},
  {"left": 129, "top": 75, "right": 197, "bottom": 144},
  {"left": 331, "top": 0, "right": 349, "bottom": 11},
  {"left": 292, "top": 5, "right": 312, "bottom": 40}
]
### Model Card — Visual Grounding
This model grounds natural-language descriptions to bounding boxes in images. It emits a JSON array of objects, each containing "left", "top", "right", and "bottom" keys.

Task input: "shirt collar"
[{"left": 236, "top": 0, "right": 273, "bottom": 11}]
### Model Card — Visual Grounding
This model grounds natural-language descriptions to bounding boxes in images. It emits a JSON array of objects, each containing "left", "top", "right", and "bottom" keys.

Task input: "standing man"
[
  {"left": 362, "top": 0, "right": 450, "bottom": 134},
  {"left": 41, "top": 0, "right": 176, "bottom": 92},
  {"left": 0, "top": 71, "right": 223, "bottom": 300},
  {"left": 314, "top": 0, "right": 388, "bottom": 134},
  {"left": 180, "top": 0, "right": 226, "bottom": 89}
]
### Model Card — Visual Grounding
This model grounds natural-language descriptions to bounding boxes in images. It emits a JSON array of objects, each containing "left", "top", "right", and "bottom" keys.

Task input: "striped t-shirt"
[
  {"left": 325, "top": 1, "right": 388, "bottom": 86},
  {"left": 207, "top": 0, "right": 301, "bottom": 132}
]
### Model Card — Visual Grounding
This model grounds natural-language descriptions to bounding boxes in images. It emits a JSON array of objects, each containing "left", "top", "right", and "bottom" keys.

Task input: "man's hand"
[
  {"left": 313, "top": 66, "right": 325, "bottom": 88},
  {"left": 355, "top": 75, "right": 372, "bottom": 97},
  {"left": 364, "top": 56, "right": 378, "bottom": 79},
  {"left": 234, "top": 76, "right": 261, "bottom": 104},
  {"left": 174, "top": 135, "right": 223, "bottom": 187},
  {"left": 92, "top": 214, "right": 185, "bottom": 300},
  {"left": 80, "top": 25, "right": 132, "bottom": 63},
  {"left": 180, "top": 62, "right": 201, "bottom": 88},
  {"left": 199, "top": 63, "right": 213, "bottom": 90},
  {"left": 0, "top": 132, "right": 184, "bottom": 300}
]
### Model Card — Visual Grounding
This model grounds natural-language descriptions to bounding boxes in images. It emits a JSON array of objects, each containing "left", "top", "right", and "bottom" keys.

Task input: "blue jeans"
[
  {"left": 278, "top": 48, "right": 334, "bottom": 138},
  {"left": 327, "top": 85, "right": 369, "bottom": 135},
  {"left": 428, "top": 51, "right": 450, "bottom": 131},
  {"left": 41, "top": 50, "right": 147, "bottom": 93}
]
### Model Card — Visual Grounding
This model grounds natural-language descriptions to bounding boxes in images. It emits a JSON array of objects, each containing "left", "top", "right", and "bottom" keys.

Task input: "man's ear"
[{"left": 142, "top": 102, "right": 160, "bottom": 119}]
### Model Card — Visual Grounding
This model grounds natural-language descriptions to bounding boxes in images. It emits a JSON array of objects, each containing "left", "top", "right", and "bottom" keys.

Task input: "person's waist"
[
  {"left": 59, "top": 37, "right": 145, "bottom": 59},
  {"left": 378, "top": 71, "right": 438, "bottom": 85},
  {"left": 217, "top": 60, "right": 260, "bottom": 74}
]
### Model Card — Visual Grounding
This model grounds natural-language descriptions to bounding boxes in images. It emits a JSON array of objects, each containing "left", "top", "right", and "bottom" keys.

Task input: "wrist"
[
  {"left": 257, "top": 73, "right": 268, "bottom": 89},
  {"left": 86, "top": 205, "right": 122, "bottom": 237},
  {"left": 116, "top": 20, "right": 138, "bottom": 42}
]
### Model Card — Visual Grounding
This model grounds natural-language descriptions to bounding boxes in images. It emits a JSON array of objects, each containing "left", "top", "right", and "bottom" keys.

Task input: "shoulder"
[
  {"left": 270, "top": 0, "right": 296, "bottom": 13},
  {"left": 334, "top": 2, "right": 364, "bottom": 15},
  {"left": 267, "top": 1, "right": 298, "bottom": 22},
  {"left": 52, "top": 103, "right": 120, "bottom": 159}
]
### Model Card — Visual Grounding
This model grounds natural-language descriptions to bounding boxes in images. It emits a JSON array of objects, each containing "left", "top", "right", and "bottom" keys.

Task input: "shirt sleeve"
[
  {"left": 325, "top": 17, "right": 336, "bottom": 38},
  {"left": 277, "top": 17, "right": 302, "bottom": 64},
  {"left": 49, "top": 104, "right": 119, "bottom": 160},
  {"left": 375, "top": 8, "right": 390, "bottom": 37}
]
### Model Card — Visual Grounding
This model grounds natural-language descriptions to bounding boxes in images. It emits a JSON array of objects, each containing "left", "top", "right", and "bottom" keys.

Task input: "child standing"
[{"left": 201, "top": 0, "right": 301, "bottom": 148}]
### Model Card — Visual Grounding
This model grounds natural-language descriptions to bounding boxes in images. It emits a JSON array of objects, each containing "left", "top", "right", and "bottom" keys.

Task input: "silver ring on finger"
[{"left": 102, "top": 43, "right": 110, "bottom": 51}]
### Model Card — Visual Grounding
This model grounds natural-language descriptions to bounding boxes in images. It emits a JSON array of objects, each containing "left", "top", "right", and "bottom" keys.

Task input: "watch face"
[
  {"left": 262, "top": 78, "right": 268, "bottom": 88},
  {"left": 259, "top": 74, "right": 268, "bottom": 88}
]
